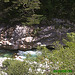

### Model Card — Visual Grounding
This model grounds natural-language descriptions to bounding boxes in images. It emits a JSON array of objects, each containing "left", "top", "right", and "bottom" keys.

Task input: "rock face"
[
  {"left": 0, "top": 19, "right": 75, "bottom": 50},
  {"left": 0, "top": 25, "right": 35, "bottom": 50}
]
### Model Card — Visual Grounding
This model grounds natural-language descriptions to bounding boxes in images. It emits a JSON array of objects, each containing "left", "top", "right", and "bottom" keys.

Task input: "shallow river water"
[
  {"left": 0, "top": 50, "right": 18, "bottom": 58},
  {"left": 0, "top": 49, "right": 42, "bottom": 60}
]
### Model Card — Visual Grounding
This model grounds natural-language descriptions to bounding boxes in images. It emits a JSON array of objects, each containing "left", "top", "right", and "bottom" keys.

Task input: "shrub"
[
  {"left": 3, "top": 59, "right": 30, "bottom": 75},
  {"left": 2, "top": 32, "right": 75, "bottom": 75}
]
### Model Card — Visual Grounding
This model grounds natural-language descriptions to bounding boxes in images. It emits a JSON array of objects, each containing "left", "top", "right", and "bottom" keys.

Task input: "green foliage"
[
  {"left": 0, "top": 0, "right": 42, "bottom": 26},
  {"left": 63, "top": 32, "right": 75, "bottom": 48},
  {"left": 2, "top": 33, "right": 75, "bottom": 75},
  {"left": 37, "top": 46, "right": 50, "bottom": 58},
  {"left": 49, "top": 32, "right": 75, "bottom": 74},
  {"left": 40, "top": 0, "right": 75, "bottom": 22},
  {"left": 2, "top": 59, "right": 44, "bottom": 75},
  {"left": 2, "top": 59, "right": 11, "bottom": 67},
  {"left": 67, "top": 32, "right": 75, "bottom": 42},
  {"left": 36, "top": 32, "right": 75, "bottom": 74},
  {"left": 53, "top": 41, "right": 63, "bottom": 50},
  {"left": 0, "top": 0, "right": 75, "bottom": 26},
  {"left": 3, "top": 59, "right": 30, "bottom": 75},
  {"left": 26, "top": 14, "right": 43, "bottom": 25},
  {"left": 4, "top": 0, "right": 9, "bottom": 2}
]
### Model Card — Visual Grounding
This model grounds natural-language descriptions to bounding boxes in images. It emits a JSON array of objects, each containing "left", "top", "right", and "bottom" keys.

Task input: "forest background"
[{"left": 0, "top": 0, "right": 75, "bottom": 26}]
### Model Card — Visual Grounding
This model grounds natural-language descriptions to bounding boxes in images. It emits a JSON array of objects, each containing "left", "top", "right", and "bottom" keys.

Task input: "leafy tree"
[
  {"left": 0, "top": 0, "right": 42, "bottom": 26},
  {"left": 0, "top": 0, "right": 75, "bottom": 26}
]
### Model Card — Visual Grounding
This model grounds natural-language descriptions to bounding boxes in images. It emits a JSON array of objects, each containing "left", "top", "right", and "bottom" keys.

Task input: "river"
[{"left": 0, "top": 49, "right": 42, "bottom": 60}]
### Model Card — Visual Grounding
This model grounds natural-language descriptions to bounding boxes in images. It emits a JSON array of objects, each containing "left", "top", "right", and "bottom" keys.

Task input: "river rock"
[
  {"left": 25, "top": 37, "right": 33, "bottom": 42},
  {"left": 0, "top": 19, "right": 75, "bottom": 50}
]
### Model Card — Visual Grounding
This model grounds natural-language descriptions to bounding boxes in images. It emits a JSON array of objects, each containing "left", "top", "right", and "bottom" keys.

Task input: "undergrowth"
[{"left": 2, "top": 32, "right": 75, "bottom": 75}]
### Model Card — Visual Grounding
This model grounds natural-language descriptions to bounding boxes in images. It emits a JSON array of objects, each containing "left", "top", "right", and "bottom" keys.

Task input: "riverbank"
[{"left": 0, "top": 19, "right": 75, "bottom": 50}]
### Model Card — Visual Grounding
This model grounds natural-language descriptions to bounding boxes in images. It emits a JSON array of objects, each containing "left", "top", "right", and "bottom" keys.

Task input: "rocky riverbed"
[{"left": 0, "top": 18, "right": 75, "bottom": 50}]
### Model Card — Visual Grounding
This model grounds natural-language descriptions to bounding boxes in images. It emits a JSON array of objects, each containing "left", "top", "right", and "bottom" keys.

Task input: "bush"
[
  {"left": 36, "top": 32, "right": 75, "bottom": 74},
  {"left": 3, "top": 59, "right": 32, "bottom": 75},
  {"left": 2, "top": 32, "right": 75, "bottom": 75}
]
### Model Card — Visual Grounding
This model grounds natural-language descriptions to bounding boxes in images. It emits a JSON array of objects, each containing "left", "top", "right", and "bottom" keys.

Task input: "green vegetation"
[
  {"left": 40, "top": 0, "right": 75, "bottom": 22},
  {"left": 0, "top": 0, "right": 75, "bottom": 26},
  {"left": 2, "top": 59, "right": 31, "bottom": 75},
  {"left": 2, "top": 32, "right": 75, "bottom": 75},
  {"left": 0, "top": 0, "right": 42, "bottom": 25},
  {"left": 0, "top": 0, "right": 75, "bottom": 74}
]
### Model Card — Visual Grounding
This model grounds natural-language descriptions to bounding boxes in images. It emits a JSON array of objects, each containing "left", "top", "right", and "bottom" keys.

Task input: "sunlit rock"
[
  {"left": 1, "top": 36, "right": 4, "bottom": 39},
  {"left": 6, "top": 41, "right": 12, "bottom": 45},
  {"left": 0, "top": 20, "right": 74, "bottom": 50},
  {"left": 19, "top": 45, "right": 26, "bottom": 49},
  {"left": 0, "top": 41, "right": 2, "bottom": 44},
  {"left": 2, "top": 41, "right": 7, "bottom": 45},
  {"left": 21, "top": 38, "right": 25, "bottom": 41},
  {"left": 37, "top": 42, "right": 41, "bottom": 45},
  {"left": 2, "top": 40, "right": 12, "bottom": 45},
  {"left": 25, "top": 37, "right": 33, "bottom": 42},
  {"left": 41, "top": 44, "right": 46, "bottom": 46}
]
